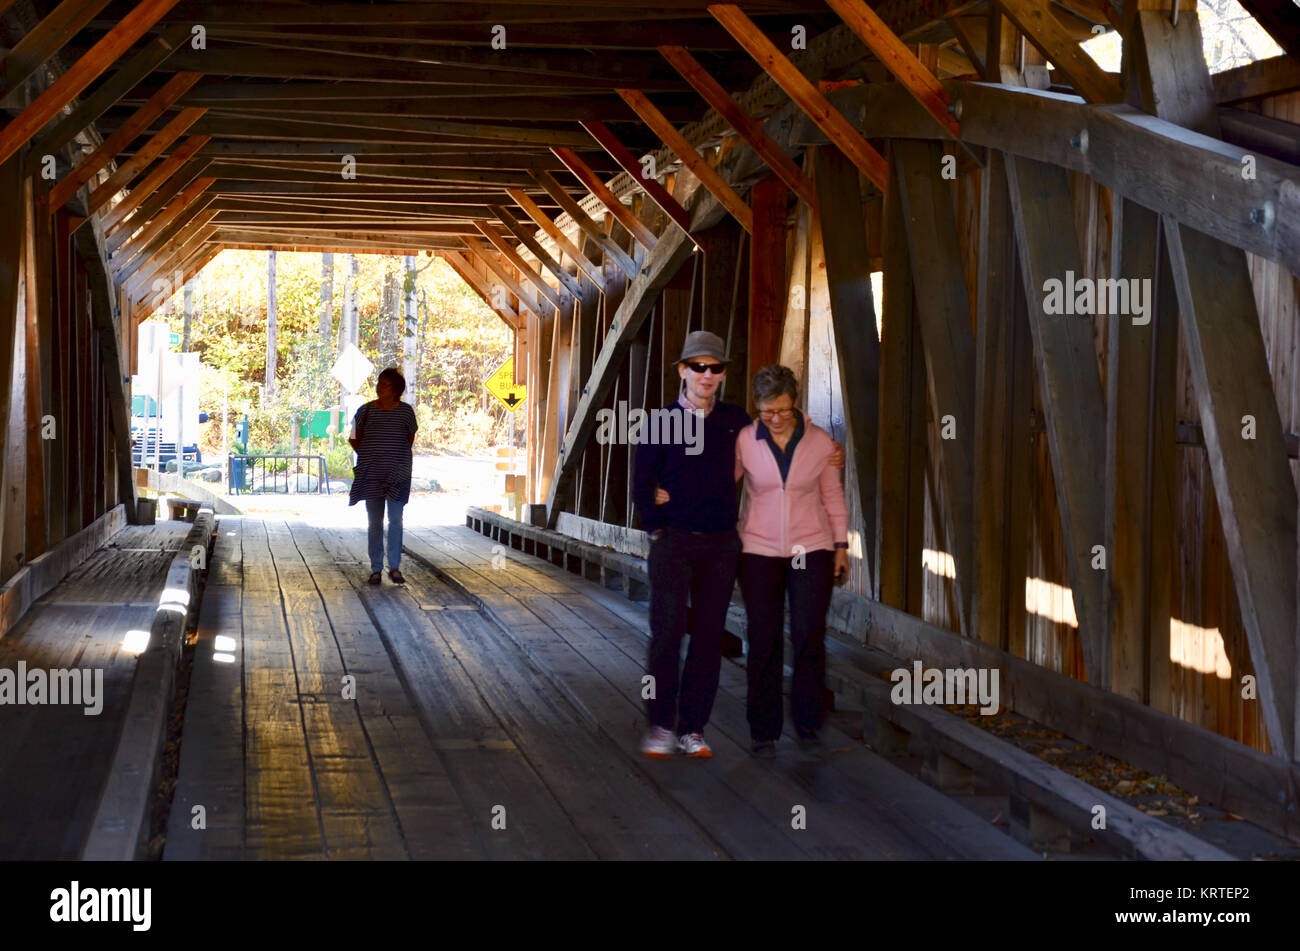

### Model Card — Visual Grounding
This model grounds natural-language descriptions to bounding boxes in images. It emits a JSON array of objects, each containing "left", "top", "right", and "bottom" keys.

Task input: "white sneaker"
[
  {"left": 677, "top": 732, "right": 713, "bottom": 758},
  {"left": 640, "top": 726, "right": 676, "bottom": 758}
]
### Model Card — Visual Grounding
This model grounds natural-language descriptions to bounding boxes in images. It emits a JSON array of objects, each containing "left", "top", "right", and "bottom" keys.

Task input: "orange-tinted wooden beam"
[
  {"left": 440, "top": 250, "right": 522, "bottom": 331},
  {"left": 46, "top": 71, "right": 202, "bottom": 210},
  {"left": 100, "top": 134, "right": 209, "bottom": 235},
  {"left": 0, "top": 0, "right": 187, "bottom": 166},
  {"left": 460, "top": 235, "right": 542, "bottom": 316},
  {"left": 85, "top": 107, "right": 206, "bottom": 216},
  {"left": 996, "top": 0, "right": 1124, "bottom": 102},
  {"left": 657, "top": 45, "right": 817, "bottom": 208},
  {"left": 552, "top": 145, "right": 658, "bottom": 251},
  {"left": 577, "top": 120, "right": 694, "bottom": 237},
  {"left": 823, "top": 0, "right": 961, "bottom": 138},
  {"left": 708, "top": 3, "right": 888, "bottom": 191},
  {"left": 0, "top": 0, "right": 116, "bottom": 98},
  {"left": 505, "top": 186, "right": 605, "bottom": 289},
  {"left": 490, "top": 203, "right": 585, "bottom": 299},
  {"left": 133, "top": 242, "right": 221, "bottom": 317},
  {"left": 113, "top": 176, "right": 214, "bottom": 270},
  {"left": 615, "top": 88, "right": 753, "bottom": 234},
  {"left": 473, "top": 219, "right": 565, "bottom": 309}
]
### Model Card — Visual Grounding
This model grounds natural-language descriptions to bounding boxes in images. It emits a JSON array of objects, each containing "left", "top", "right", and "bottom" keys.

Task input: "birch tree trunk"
[
  {"left": 265, "top": 249, "right": 277, "bottom": 400},
  {"left": 402, "top": 254, "right": 418, "bottom": 404},
  {"left": 319, "top": 252, "right": 333, "bottom": 341}
]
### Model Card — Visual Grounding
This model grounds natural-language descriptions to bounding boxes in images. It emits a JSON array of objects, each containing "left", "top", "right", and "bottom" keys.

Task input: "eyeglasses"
[
  {"left": 758, "top": 408, "right": 795, "bottom": 420},
  {"left": 684, "top": 361, "right": 726, "bottom": 375}
]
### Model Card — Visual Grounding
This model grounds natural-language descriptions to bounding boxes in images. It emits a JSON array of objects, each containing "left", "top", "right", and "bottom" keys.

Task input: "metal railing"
[{"left": 227, "top": 454, "right": 331, "bottom": 495}]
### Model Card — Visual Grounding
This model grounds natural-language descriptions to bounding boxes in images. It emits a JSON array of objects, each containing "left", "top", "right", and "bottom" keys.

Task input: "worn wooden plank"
[
  {"left": 997, "top": 0, "right": 1123, "bottom": 102},
  {"left": 892, "top": 138, "right": 977, "bottom": 637},
  {"left": 813, "top": 145, "right": 880, "bottom": 591},
  {"left": 1004, "top": 154, "right": 1109, "bottom": 685},
  {"left": 877, "top": 159, "right": 926, "bottom": 614},
  {"left": 1135, "top": 7, "right": 1297, "bottom": 758}
]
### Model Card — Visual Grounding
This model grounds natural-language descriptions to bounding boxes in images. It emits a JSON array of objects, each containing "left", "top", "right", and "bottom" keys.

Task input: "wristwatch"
[{"left": 834, "top": 541, "right": 848, "bottom": 549}]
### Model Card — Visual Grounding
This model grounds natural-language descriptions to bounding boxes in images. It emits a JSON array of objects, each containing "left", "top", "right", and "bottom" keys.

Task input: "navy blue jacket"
[{"left": 632, "top": 400, "right": 751, "bottom": 534}]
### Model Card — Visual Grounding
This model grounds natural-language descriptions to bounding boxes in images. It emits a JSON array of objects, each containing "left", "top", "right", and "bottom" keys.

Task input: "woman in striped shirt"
[{"left": 349, "top": 368, "right": 418, "bottom": 584}]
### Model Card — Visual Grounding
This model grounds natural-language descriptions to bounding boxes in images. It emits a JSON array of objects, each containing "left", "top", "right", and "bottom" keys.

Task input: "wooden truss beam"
[
  {"left": 472, "top": 222, "right": 565, "bottom": 310},
  {"left": 794, "top": 81, "right": 1300, "bottom": 276},
  {"left": 460, "top": 236, "right": 541, "bottom": 316},
  {"left": 532, "top": 170, "right": 639, "bottom": 279},
  {"left": 28, "top": 23, "right": 191, "bottom": 167},
  {"left": 489, "top": 204, "right": 584, "bottom": 300},
  {"left": 891, "top": 139, "right": 977, "bottom": 638},
  {"left": 579, "top": 119, "right": 694, "bottom": 237},
  {"left": 657, "top": 45, "right": 816, "bottom": 208},
  {"left": 1134, "top": 7, "right": 1297, "bottom": 759},
  {"left": 824, "top": 0, "right": 961, "bottom": 138},
  {"left": 814, "top": 144, "right": 882, "bottom": 592},
  {"left": 84, "top": 106, "right": 205, "bottom": 216},
  {"left": 551, "top": 146, "right": 658, "bottom": 251},
  {"left": 615, "top": 88, "right": 753, "bottom": 234},
  {"left": 996, "top": 0, "right": 1124, "bottom": 102},
  {"left": 100, "top": 134, "right": 209, "bottom": 234},
  {"left": 709, "top": 3, "right": 888, "bottom": 190},
  {"left": 46, "top": 71, "right": 202, "bottom": 210},
  {"left": 0, "top": 0, "right": 116, "bottom": 101},
  {"left": 1004, "top": 153, "right": 1109, "bottom": 685},
  {"left": 439, "top": 250, "right": 523, "bottom": 332},
  {"left": 0, "top": 0, "right": 185, "bottom": 166},
  {"left": 505, "top": 186, "right": 606, "bottom": 289}
]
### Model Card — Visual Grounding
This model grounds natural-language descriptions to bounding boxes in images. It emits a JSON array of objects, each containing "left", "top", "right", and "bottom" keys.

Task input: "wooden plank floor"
[
  {"left": 167, "top": 516, "right": 1036, "bottom": 860},
  {"left": 0, "top": 520, "right": 195, "bottom": 859}
]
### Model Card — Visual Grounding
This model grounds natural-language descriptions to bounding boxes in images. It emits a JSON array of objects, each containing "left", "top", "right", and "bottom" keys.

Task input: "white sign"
[{"left": 331, "top": 343, "right": 374, "bottom": 395}]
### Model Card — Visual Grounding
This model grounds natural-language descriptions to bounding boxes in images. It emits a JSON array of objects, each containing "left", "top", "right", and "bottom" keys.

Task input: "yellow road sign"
[{"left": 484, "top": 357, "right": 526, "bottom": 413}]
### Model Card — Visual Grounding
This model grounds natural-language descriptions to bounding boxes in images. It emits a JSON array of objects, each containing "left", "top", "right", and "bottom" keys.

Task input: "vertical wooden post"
[
  {"left": 878, "top": 156, "right": 927, "bottom": 612},
  {"left": 0, "top": 156, "right": 24, "bottom": 584},
  {"left": 748, "top": 175, "right": 786, "bottom": 412},
  {"left": 23, "top": 179, "right": 48, "bottom": 560},
  {"left": 974, "top": 150, "right": 1032, "bottom": 652},
  {"left": 813, "top": 144, "right": 881, "bottom": 592}
]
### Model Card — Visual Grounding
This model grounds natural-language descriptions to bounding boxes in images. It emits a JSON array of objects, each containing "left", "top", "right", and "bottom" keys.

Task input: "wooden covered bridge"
[{"left": 1, "top": 0, "right": 1300, "bottom": 867}]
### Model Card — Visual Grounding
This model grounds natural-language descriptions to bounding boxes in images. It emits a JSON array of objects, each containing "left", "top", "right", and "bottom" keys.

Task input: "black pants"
[
  {"left": 646, "top": 527, "right": 741, "bottom": 735},
  {"left": 738, "top": 549, "right": 834, "bottom": 741}
]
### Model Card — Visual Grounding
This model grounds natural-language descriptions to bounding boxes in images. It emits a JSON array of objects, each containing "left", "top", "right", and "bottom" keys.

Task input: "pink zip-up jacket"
[{"left": 734, "top": 415, "right": 848, "bottom": 557}]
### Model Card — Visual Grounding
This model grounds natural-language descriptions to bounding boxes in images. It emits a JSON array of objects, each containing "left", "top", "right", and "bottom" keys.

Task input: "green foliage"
[{"left": 180, "top": 250, "right": 514, "bottom": 457}]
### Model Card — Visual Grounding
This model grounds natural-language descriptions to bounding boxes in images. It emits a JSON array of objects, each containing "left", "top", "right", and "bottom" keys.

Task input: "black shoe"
[
  {"left": 796, "top": 733, "right": 825, "bottom": 754},
  {"left": 368, "top": 571, "right": 382, "bottom": 585},
  {"left": 751, "top": 740, "right": 777, "bottom": 759}
]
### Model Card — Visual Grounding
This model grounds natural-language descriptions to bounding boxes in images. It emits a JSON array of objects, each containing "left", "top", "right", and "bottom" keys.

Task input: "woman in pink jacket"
[{"left": 734, "top": 365, "right": 848, "bottom": 757}]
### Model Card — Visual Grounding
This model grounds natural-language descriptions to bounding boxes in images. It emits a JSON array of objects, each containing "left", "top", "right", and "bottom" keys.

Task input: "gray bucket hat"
[{"left": 676, "top": 330, "right": 729, "bottom": 365}]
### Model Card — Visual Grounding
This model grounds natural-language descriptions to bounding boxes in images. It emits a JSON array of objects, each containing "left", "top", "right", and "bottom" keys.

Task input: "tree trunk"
[
  {"left": 402, "top": 254, "right": 418, "bottom": 404},
  {"left": 381, "top": 260, "right": 399, "bottom": 369},
  {"left": 265, "top": 249, "right": 277, "bottom": 400},
  {"left": 182, "top": 278, "right": 193, "bottom": 351},
  {"left": 319, "top": 252, "right": 333, "bottom": 341}
]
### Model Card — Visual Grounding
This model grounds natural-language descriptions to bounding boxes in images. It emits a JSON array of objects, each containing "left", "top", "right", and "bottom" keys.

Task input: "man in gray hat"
[{"left": 633, "top": 330, "right": 749, "bottom": 758}]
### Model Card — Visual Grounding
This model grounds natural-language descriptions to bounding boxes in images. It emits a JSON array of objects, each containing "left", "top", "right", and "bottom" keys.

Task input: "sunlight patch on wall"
[
  {"left": 1170, "top": 619, "right": 1232, "bottom": 678},
  {"left": 1024, "top": 577, "right": 1078, "bottom": 628}
]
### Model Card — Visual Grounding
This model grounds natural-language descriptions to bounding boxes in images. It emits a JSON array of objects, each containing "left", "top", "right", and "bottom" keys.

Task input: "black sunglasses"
[{"left": 684, "top": 361, "right": 726, "bottom": 375}]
